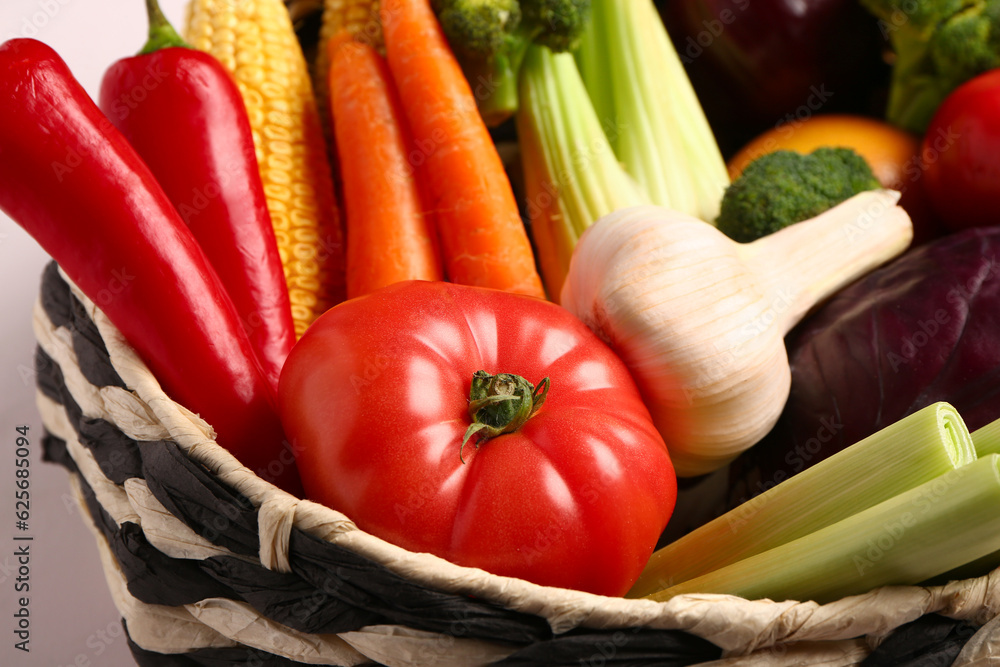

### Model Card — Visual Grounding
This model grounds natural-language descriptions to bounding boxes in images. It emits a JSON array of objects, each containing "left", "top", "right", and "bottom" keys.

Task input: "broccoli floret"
[
  {"left": 860, "top": 0, "right": 1000, "bottom": 133},
  {"left": 715, "top": 148, "right": 881, "bottom": 243},
  {"left": 433, "top": 0, "right": 522, "bottom": 59},
  {"left": 930, "top": 2, "right": 1000, "bottom": 80},
  {"left": 432, "top": 0, "right": 591, "bottom": 125},
  {"left": 522, "top": 0, "right": 591, "bottom": 52}
]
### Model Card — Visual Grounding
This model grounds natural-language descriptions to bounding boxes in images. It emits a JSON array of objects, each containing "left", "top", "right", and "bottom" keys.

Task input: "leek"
[
  {"left": 973, "top": 417, "right": 1000, "bottom": 457},
  {"left": 925, "top": 549, "right": 1000, "bottom": 585},
  {"left": 627, "top": 403, "right": 976, "bottom": 598},
  {"left": 575, "top": 0, "right": 730, "bottom": 222},
  {"left": 651, "top": 454, "right": 1000, "bottom": 604},
  {"left": 935, "top": 416, "right": 1000, "bottom": 581},
  {"left": 516, "top": 44, "right": 645, "bottom": 299}
]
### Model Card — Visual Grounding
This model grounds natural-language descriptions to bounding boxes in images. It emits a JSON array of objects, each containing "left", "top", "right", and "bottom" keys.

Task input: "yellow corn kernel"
[
  {"left": 319, "top": 0, "right": 383, "bottom": 54},
  {"left": 186, "top": 0, "right": 345, "bottom": 337}
]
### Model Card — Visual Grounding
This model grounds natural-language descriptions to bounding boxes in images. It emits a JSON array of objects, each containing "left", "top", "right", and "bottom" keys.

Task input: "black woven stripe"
[
  {"left": 35, "top": 345, "right": 63, "bottom": 405},
  {"left": 41, "top": 260, "right": 128, "bottom": 390},
  {"left": 64, "top": 450, "right": 388, "bottom": 635},
  {"left": 68, "top": 471, "right": 254, "bottom": 612},
  {"left": 288, "top": 527, "right": 550, "bottom": 645},
  {"left": 40, "top": 261, "right": 72, "bottom": 329},
  {"left": 71, "top": 450, "right": 536, "bottom": 641},
  {"left": 78, "top": 418, "right": 146, "bottom": 484},
  {"left": 69, "top": 471, "right": 249, "bottom": 609},
  {"left": 34, "top": 339, "right": 88, "bottom": 429},
  {"left": 114, "top": 522, "right": 241, "bottom": 607},
  {"left": 128, "top": 639, "right": 203, "bottom": 667},
  {"left": 68, "top": 293, "right": 128, "bottom": 390},
  {"left": 69, "top": 468, "right": 250, "bottom": 609},
  {"left": 68, "top": 450, "right": 392, "bottom": 636},
  {"left": 491, "top": 626, "right": 722, "bottom": 666},
  {"left": 36, "top": 342, "right": 150, "bottom": 483},
  {"left": 75, "top": 463, "right": 129, "bottom": 549},
  {"left": 198, "top": 549, "right": 386, "bottom": 635},
  {"left": 124, "top": 621, "right": 324, "bottom": 667},
  {"left": 41, "top": 432, "right": 77, "bottom": 474},
  {"left": 141, "top": 440, "right": 261, "bottom": 558},
  {"left": 861, "top": 614, "right": 979, "bottom": 666}
]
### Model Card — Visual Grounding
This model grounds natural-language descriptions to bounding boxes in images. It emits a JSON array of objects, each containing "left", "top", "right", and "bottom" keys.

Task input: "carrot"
[
  {"left": 329, "top": 36, "right": 444, "bottom": 299},
  {"left": 379, "top": 0, "right": 546, "bottom": 299}
]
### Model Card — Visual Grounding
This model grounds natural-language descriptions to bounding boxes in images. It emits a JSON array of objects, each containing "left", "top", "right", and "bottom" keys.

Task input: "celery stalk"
[
  {"left": 575, "top": 0, "right": 730, "bottom": 222},
  {"left": 651, "top": 454, "right": 1000, "bottom": 604},
  {"left": 627, "top": 403, "right": 976, "bottom": 598},
  {"left": 973, "top": 418, "right": 1000, "bottom": 457},
  {"left": 573, "top": 12, "right": 613, "bottom": 137},
  {"left": 925, "top": 549, "right": 1000, "bottom": 585},
  {"left": 936, "top": 417, "right": 1000, "bottom": 581},
  {"left": 516, "top": 44, "right": 645, "bottom": 300}
]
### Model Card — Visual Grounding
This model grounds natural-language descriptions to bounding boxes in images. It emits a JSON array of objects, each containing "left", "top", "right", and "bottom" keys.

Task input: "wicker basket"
[{"left": 32, "top": 261, "right": 1000, "bottom": 666}]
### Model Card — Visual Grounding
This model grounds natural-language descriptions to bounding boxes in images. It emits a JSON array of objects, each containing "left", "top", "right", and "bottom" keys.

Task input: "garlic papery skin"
[{"left": 560, "top": 190, "right": 913, "bottom": 477}]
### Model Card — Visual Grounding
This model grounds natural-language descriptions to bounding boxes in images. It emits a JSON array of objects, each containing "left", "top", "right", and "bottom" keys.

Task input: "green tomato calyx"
[{"left": 461, "top": 370, "right": 549, "bottom": 463}]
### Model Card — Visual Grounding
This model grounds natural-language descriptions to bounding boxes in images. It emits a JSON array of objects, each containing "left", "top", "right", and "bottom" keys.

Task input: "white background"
[{"left": 0, "top": 1, "right": 189, "bottom": 665}]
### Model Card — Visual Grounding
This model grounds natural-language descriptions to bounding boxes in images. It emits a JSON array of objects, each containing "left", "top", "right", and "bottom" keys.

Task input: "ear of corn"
[
  {"left": 186, "top": 0, "right": 346, "bottom": 337},
  {"left": 319, "top": 0, "right": 383, "bottom": 53}
]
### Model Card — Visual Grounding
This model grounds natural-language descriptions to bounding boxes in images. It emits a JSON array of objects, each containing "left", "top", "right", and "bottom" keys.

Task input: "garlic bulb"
[{"left": 560, "top": 190, "right": 913, "bottom": 476}]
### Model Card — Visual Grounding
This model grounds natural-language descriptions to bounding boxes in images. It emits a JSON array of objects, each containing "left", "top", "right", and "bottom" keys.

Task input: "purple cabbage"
[{"left": 728, "top": 227, "right": 1000, "bottom": 504}]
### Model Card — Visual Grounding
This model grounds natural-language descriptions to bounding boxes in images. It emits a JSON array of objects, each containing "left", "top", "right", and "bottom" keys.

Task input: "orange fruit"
[
  {"left": 727, "top": 114, "right": 921, "bottom": 191},
  {"left": 727, "top": 114, "right": 949, "bottom": 246}
]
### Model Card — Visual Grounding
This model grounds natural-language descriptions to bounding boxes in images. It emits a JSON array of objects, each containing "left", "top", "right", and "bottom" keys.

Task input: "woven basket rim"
[{"left": 33, "top": 264, "right": 1000, "bottom": 659}]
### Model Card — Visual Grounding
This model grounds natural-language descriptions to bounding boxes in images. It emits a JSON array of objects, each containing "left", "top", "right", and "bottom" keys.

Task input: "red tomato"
[
  {"left": 279, "top": 281, "right": 676, "bottom": 596},
  {"left": 922, "top": 69, "right": 1000, "bottom": 232}
]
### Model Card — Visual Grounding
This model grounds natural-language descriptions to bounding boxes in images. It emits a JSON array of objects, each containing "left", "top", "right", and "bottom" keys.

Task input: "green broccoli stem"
[
  {"left": 861, "top": 0, "right": 1000, "bottom": 135},
  {"left": 574, "top": 0, "right": 729, "bottom": 222},
  {"left": 884, "top": 29, "right": 945, "bottom": 134},
  {"left": 516, "top": 44, "right": 645, "bottom": 299},
  {"left": 465, "top": 23, "right": 542, "bottom": 127},
  {"left": 460, "top": 55, "right": 520, "bottom": 127}
]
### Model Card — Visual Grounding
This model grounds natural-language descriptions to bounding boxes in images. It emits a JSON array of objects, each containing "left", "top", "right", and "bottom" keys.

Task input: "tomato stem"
[{"left": 461, "top": 371, "right": 550, "bottom": 463}]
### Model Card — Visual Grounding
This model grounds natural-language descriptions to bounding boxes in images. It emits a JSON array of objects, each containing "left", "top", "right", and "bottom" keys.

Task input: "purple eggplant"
[{"left": 657, "top": 0, "right": 889, "bottom": 155}]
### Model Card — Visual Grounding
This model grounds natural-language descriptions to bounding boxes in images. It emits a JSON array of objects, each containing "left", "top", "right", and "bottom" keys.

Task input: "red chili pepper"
[
  {"left": 0, "top": 38, "right": 301, "bottom": 494},
  {"left": 98, "top": 0, "right": 295, "bottom": 391}
]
